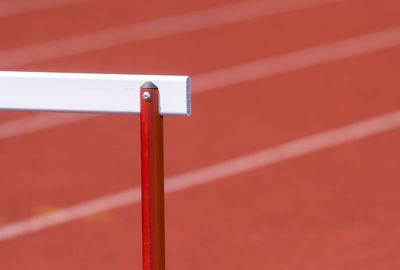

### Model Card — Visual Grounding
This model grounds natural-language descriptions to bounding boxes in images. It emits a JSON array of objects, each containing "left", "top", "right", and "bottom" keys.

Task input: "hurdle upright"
[{"left": 0, "top": 71, "right": 191, "bottom": 270}]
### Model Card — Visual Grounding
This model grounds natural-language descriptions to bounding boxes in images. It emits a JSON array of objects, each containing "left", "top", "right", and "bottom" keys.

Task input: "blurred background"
[{"left": 0, "top": 0, "right": 400, "bottom": 269}]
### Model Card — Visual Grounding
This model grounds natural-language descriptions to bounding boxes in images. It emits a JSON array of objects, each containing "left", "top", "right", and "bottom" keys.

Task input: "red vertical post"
[{"left": 140, "top": 81, "right": 165, "bottom": 270}]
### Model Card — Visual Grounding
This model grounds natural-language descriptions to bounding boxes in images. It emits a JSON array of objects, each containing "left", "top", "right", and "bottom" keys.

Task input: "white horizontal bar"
[{"left": 0, "top": 71, "right": 191, "bottom": 116}]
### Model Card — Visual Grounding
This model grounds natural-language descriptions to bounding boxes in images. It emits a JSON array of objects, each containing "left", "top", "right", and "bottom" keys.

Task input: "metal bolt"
[{"left": 142, "top": 91, "right": 151, "bottom": 101}]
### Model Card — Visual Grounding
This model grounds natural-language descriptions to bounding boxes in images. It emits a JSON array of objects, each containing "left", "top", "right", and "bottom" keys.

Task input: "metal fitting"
[{"left": 142, "top": 91, "right": 151, "bottom": 101}]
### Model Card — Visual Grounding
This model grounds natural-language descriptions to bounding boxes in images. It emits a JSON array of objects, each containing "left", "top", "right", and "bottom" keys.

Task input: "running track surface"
[{"left": 0, "top": 0, "right": 400, "bottom": 269}]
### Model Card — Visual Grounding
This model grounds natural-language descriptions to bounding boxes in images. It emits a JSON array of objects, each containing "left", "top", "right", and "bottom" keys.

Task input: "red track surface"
[{"left": 0, "top": 0, "right": 399, "bottom": 269}]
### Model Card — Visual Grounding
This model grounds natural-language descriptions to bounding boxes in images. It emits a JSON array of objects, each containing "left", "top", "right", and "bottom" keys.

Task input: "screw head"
[{"left": 142, "top": 91, "right": 151, "bottom": 101}]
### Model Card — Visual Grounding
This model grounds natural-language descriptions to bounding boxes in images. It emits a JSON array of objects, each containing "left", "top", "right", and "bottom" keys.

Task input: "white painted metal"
[{"left": 0, "top": 71, "right": 191, "bottom": 116}]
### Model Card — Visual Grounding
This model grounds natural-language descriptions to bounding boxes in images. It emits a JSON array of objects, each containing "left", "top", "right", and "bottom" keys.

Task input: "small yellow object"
[{"left": 33, "top": 206, "right": 113, "bottom": 222}]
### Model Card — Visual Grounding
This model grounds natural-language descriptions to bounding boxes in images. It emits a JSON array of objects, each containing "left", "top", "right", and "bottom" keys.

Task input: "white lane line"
[
  {"left": 0, "top": 25, "right": 400, "bottom": 141},
  {"left": 0, "top": 113, "right": 95, "bottom": 141},
  {"left": 0, "top": 0, "right": 94, "bottom": 18},
  {"left": 0, "top": 110, "right": 399, "bottom": 242},
  {"left": 0, "top": 0, "right": 343, "bottom": 68},
  {"left": 193, "top": 26, "right": 400, "bottom": 92}
]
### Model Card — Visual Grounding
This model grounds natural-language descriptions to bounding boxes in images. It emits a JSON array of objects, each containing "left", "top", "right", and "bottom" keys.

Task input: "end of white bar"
[{"left": 186, "top": 76, "right": 191, "bottom": 116}]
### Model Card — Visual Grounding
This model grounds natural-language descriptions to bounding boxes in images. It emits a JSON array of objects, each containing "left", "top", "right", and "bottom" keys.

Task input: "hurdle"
[{"left": 0, "top": 71, "right": 191, "bottom": 270}]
